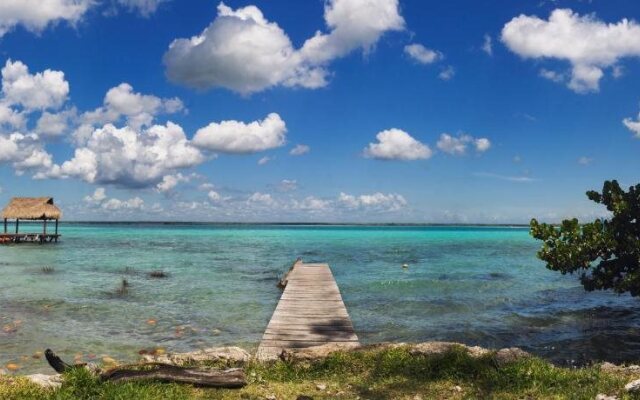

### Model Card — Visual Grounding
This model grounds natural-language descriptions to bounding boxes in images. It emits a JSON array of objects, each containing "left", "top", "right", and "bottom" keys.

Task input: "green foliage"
[{"left": 531, "top": 180, "right": 640, "bottom": 295}]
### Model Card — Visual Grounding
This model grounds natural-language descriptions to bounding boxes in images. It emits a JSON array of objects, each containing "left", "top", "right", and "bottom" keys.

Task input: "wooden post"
[
  {"left": 55, "top": 219, "right": 58, "bottom": 242},
  {"left": 43, "top": 219, "right": 47, "bottom": 244},
  {"left": 3, "top": 218, "right": 6, "bottom": 233},
  {"left": 15, "top": 218, "right": 19, "bottom": 243}
]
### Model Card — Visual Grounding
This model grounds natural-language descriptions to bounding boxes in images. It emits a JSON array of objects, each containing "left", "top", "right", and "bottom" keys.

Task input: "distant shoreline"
[{"left": 47, "top": 221, "right": 532, "bottom": 228}]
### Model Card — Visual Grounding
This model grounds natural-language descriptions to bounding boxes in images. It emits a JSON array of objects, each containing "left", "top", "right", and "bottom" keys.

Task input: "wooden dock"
[
  {"left": 257, "top": 261, "right": 359, "bottom": 360},
  {"left": 0, "top": 233, "right": 60, "bottom": 244}
]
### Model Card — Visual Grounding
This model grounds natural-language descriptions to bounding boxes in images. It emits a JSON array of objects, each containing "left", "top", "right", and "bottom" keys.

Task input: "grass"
[{"left": 1, "top": 345, "right": 640, "bottom": 399}]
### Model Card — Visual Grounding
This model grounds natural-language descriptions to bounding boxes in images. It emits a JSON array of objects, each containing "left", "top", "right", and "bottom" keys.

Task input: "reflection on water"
[{"left": 0, "top": 223, "right": 639, "bottom": 373}]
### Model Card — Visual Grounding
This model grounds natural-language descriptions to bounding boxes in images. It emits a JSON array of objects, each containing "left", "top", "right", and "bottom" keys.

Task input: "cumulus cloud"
[
  {"left": 501, "top": 9, "right": 640, "bottom": 93},
  {"left": 83, "top": 187, "right": 144, "bottom": 211},
  {"left": 0, "top": 0, "right": 91, "bottom": 37},
  {"left": 436, "top": 133, "right": 491, "bottom": 155},
  {"left": 404, "top": 43, "right": 442, "bottom": 64},
  {"left": 36, "top": 108, "right": 75, "bottom": 137},
  {"left": 257, "top": 156, "right": 272, "bottom": 165},
  {"left": 0, "top": 133, "right": 53, "bottom": 173},
  {"left": 156, "top": 172, "right": 191, "bottom": 192},
  {"left": 79, "top": 83, "right": 184, "bottom": 131},
  {"left": 624, "top": 107, "right": 640, "bottom": 138},
  {"left": 42, "top": 122, "right": 204, "bottom": 187},
  {"left": 2, "top": 60, "right": 69, "bottom": 110},
  {"left": 247, "top": 192, "right": 275, "bottom": 206},
  {"left": 164, "top": 0, "right": 404, "bottom": 94},
  {"left": 292, "top": 196, "right": 331, "bottom": 212},
  {"left": 193, "top": 112, "right": 286, "bottom": 154},
  {"left": 207, "top": 190, "right": 222, "bottom": 202},
  {"left": 290, "top": 144, "right": 310, "bottom": 156},
  {"left": 84, "top": 187, "right": 107, "bottom": 204},
  {"left": 364, "top": 128, "right": 432, "bottom": 161},
  {"left": 338, "top": 192, "right": 407, "bottom": 211}
]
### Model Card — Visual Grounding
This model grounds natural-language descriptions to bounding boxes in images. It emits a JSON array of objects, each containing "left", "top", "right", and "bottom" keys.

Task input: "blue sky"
[{"left": 0, "top": 0, "right": 639, "bottom": 223}]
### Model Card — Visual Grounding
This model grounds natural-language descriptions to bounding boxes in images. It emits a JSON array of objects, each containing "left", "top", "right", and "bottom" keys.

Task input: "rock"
[
  {"left": 265, "top": 395, "right": 276, "bottom": 400},
  {"left": 494, "top": 348, "right": 530, "bottom": 366},
  {"left": 453, "top": 385, "right": 462, "bottom": 392},
  {"left": 595, "top": 394, "right": 618, "bottom": 400},
  {"left": 141, "top": 346, "right": 250, "bottom": 365},
  {"left": 25, "top": 374, "right": 63, "bottom": 389},
  {"left": 408, "top": 342, "right": 490, "bottom": 358},
  {"left": 280, "top": 343, "right": 360, "bottom": 362},
  {"left": 316, "top": 383, "right": 327, "bottom": 391},
  {"left": 413, "top": 395, "right": 423, "bottom": 400},
  {"left": 5, "top": 363, "right": 20, "bottom": 371},
  {"left": 601, "top": 362, "right": 640, "bottom": 374},
  {"left": 625, "top": 379, "right": 640, "bottom": 392}
]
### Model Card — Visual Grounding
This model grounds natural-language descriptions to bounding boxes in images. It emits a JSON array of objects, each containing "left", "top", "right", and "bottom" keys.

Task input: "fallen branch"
[{"left": 44, "top": 349, "right": 246, "bottom": 388}]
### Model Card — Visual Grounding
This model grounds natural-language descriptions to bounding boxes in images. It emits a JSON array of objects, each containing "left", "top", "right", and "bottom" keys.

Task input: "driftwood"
[
  {"left": 101, "top": 363, "right": 246, "bottom": 388},
  {"left": 44, "top": 349, "right": 246, "bottom": 389}
]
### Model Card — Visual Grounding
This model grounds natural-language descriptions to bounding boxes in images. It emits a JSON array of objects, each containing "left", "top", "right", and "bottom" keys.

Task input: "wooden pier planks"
[{"left": 257, "top": 262, "right": 359, "bottom": 360}]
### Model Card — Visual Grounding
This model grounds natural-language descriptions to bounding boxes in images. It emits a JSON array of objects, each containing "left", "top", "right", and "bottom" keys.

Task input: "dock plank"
[{"left": 257, "top": 261, "right": 359, "bottom": 360}]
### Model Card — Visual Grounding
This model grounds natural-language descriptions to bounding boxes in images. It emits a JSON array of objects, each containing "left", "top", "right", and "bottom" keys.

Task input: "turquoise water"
[{"left": 1, "top": 223, "right": 639, "bottom": 373}]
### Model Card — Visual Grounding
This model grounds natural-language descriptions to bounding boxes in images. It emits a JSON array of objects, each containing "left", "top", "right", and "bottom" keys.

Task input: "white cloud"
[
  {"left": 257, "top": 156, "right": 272, "bottom": 165},
  {"left": 248, "top": 192, "right": 275, "bottom": 206},
  {"left": 501, "top": 9, "right": 640, "bottom": 93},
  {"left": 164, "top": 0, "right": 404, "bottom": 94},
  {"left": 198, "top": 182, "right": 215, "bottom": 191},
  {"left": 102, "top": 196, "right": 144, "bottom": 210},
  {"left": 80, "top": 83, "right": 184, "bottom": 131},
  {"left": 0, "top": 0, "right": 91, "bottom": 38},
  {"left": 338, "top": 192, "right": 407, "bottom": 211},
  {"left": 0, "top": 133, "right": 53, "bottom": 173},
  {"left": 0, "top": 102, "right": 25, "bottom": 128},
  {"left": 43, "top": 122, "right": 204, "bottom": 188},
  {"left": 404, "top": 43, "right": 442, "bottom": 64},
  {"left": 156, "top": 172, "right": 190, "bottom": 192},
  {"left": 624, "top": 107, "right": 640, "bottom": 138},
  {"left": 84, "top": 187, "right": 107, "bottom": 204},
  {"left": 473, "top": 172, "right": 535, "bottom": 183},
  {"left": 2, "top": 60, "right": 69, "bottom": 110},
  {"left": 482, "top": 34, "right": 493, "bottom": 56},
  {"left": 292, "top": 196, "right": 331, "bottom": 212},
  {"left": 279, "top": 179, "right": 298, "bottom": 192},
  {"left": 82, "top": 187, "right": 144, "bottom": 211},
  {"left": 207, "top": 190, "right": 222, "bottom": 202},
  {"left": 539, "top": 68, "right": 565, "bottom": 83},
  {"left": 36, "top": 108, "right": 75, "bottom": 137},
  {"left": 116, "top": 0, "right": 167, "bottom": 16},
  {"left": 438, "top": 65, "right": 455, "bottom": 81},
  {"left": 436, "top": 133, "right": 491, "bottom": 155},
  {"left": 193, "top": 112, "right": 286, "bottom": 154},
  {"left": 364, "top": 128, "right": 432, "bottom": 161},
  {"left": 578, "top": 156, "right": 593, "bottom": 165},
  {"left": 290, "top": 144, "right": 310, "bottom": 156}
]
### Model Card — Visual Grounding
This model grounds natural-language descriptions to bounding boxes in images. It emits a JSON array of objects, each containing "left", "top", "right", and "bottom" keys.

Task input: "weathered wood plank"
[{"left": 257, "top": 261, "right": 359, "bottom": 360}]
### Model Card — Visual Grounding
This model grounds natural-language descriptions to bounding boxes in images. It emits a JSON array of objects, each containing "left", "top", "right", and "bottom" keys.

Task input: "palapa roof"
[{"left": 1, "top": 197, "right": 62, "bottom": 220}]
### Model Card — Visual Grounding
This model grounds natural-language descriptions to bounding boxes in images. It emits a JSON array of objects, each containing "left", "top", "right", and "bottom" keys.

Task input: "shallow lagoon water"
[{"left": 1, "top": 223, "right": 639, "bottom": 373}]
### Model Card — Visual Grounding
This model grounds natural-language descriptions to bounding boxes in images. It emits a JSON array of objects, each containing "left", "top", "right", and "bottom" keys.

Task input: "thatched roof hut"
[{"left": 1, "top": 197, "right": 62, "bottom": 220}]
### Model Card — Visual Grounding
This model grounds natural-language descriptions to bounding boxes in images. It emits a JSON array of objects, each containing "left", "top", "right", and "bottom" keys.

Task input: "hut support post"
[
  {"left": 55, "top": 219, "right": 58, "bottom": 242},
  {"left": 43, "top": 219, "right": 47, "bottom": 244},
  {"left": 3, "top": 218, "right": 6, "bottom": 233},
  {"left": 15, "top": 218, "right": 19, "bottom": 243}
]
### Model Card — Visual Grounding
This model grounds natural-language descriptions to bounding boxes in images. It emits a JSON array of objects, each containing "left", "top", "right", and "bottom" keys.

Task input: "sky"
[{"left": 0, "top": 0, "right": 639, "bottom": 223}]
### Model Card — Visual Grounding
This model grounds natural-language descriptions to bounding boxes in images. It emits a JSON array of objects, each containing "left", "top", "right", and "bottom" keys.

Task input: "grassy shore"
[{"left": 1, "top": 345, "right": 639, "bottom": 399}]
